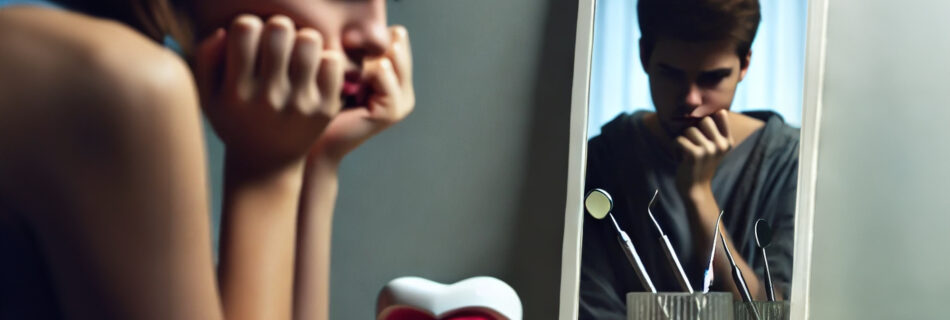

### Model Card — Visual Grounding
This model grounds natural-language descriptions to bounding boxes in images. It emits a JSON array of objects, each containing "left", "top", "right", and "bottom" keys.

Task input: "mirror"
[
  {"left": 560, "top": 0, "right": 829, "bottom": 318},
  {"left": 585, "top": 189, "right": 613, "bottom": 220}
]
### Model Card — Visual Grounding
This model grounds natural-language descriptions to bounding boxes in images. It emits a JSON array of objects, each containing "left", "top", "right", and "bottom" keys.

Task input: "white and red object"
[{"left": 376, "top": 276, "right": 522, "bottom": 320}]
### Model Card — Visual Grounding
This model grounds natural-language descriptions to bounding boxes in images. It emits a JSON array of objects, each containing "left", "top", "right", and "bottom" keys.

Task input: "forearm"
[
  {"left": 217, "top": 155, "right": 305, "bottom": 320},
  {"left": 683, "top": 187, "right": 770, "bottom": 301},
  {"left": 293, "top": 156, "right": 340, "bottom": 320}
]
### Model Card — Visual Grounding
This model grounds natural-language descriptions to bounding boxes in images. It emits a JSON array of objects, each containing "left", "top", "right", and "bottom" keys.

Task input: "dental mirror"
[
  {"left": 584, "top": 188, "right": 657, "bottom": 293},
  {"left": 584, "top": 189, "right": 612, "bottom": 220},
  {"left": 755, "top": 219, "right": 776, "bottom": 301}
]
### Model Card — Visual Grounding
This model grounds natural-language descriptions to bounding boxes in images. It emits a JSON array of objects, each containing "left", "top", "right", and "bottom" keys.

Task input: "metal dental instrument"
[
  {"left": 720, "top": 228, "right": 761, "bottom": 320},
  {"left": 645, "top": 189, "right": 694, "bottom": 293},
  {"left": 702, "top": 210, "right": 725, "bottom": 293},
  {"left": 585, "top": 188, "right": 657, "bottom": 293},
  {"left": 754, "top": 219, "right": 776, "bottom": 301}
]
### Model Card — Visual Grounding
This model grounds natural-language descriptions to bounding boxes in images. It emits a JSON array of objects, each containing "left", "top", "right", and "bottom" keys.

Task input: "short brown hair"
[{"left": 638, "top": 0, "right": 761, "bottom": 67}]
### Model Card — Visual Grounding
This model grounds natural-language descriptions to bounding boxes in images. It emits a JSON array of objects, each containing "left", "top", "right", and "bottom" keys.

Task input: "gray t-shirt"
[{"left": 579, "top": 110, "right": 799, "bottom": 319}]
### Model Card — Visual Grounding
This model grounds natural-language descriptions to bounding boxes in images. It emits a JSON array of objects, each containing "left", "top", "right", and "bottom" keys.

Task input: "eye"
[
  {"left": 697, "top": 70, "right": 731, "bottom": 87},
  {"left": 697, "top": 74, "right": 726, "bottom": 87},
  {"left": 658, "top": 66, "right": 684, "bottom": 80}
]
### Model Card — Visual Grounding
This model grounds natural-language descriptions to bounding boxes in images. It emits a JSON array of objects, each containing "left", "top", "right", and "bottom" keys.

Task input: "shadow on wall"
[{"left": 503, "top": 0, "right": 578, "bottom": 318}]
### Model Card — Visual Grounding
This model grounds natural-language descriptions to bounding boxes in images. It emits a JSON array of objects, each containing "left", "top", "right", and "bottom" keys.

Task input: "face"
[
  {"left": 193, "top": 0, "right": 391, "bottom": 104},
  {"left": 641, "top": 37, "right": 750, "bottom": 136}
]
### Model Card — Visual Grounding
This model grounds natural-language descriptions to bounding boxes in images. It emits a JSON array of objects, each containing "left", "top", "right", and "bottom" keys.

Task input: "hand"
[
  {"left": 194, "top": 15, "right": 345, "bottom": 173},
  {"left": 674, "top": 109, "right": 734, "bottom": 197},
  {"left": 309, "top": 26, "right": 415, "bottom": 165}
]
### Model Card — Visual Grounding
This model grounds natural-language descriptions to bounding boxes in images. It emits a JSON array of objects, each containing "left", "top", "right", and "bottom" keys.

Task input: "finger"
[
  {"left": 683, "top": 127, "right": 715, "bottom": 154},
  {"left": 713, "top": 109, "right": 733, "bottom": 143},
  {"left": 316, "top": 50, "right": 345, "bottom": 117},
  {"left": 698, "top": 117, "right": 729, "bottom": 150},
  {"left": 288, "top": 28, "right": 322, "bottom": 114},
  {"left": 194, "top": 28, "right": 226, "bottom": 104},
  {"left": 363, "top": 57, "right": 401, "bottom": 117},
  {"left": 676, "top": 136, "right": 702, "bottom": 160},
  {"left": 258, "top": 15, "right": 296, "bottom": 108},
  {"left": 385, "top": 25, "right": 413, "bottom": 87},
  {"left": 224, "top": 15, "right": 263, "bottom": 99}
]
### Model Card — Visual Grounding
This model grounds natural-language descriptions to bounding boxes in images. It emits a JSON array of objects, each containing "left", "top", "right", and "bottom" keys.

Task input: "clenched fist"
[
  {"left": 194, "top": 15, "right": 345, "bottom": 172},
  {"left": 674, "top": 109, "right": 735, "bottom": 196}
]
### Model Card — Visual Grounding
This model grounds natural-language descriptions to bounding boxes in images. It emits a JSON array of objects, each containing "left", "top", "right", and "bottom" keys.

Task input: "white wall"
[{"left": 808, "top": 0, "right": 950, "bottom": 318}]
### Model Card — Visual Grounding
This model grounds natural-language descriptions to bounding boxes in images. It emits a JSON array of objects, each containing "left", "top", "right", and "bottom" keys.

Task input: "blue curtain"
[{"left": 588, "top": 0, "right": 807, "bottom": 138}]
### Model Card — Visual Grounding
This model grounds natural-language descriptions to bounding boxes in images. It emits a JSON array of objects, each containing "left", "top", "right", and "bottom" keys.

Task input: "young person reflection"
[
  {"left": 0, "top": 0, "right": 413, "bottom": 319},
  {"left": 580, "top": 0, "right": 798, "bottom": 318}
]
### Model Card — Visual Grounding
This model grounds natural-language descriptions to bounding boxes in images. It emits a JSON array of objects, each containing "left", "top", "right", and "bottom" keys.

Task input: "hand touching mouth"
[{"left": 342, "top": 69, "right": 371, "bottom": 108}]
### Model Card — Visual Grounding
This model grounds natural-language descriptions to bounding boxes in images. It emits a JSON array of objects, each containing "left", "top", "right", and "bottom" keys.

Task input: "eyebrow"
[
  {"left": 700, "top": 68, "right": 733, "bottom": 78},
  {"left": 658, "top": 63, "right": 685, "bottom": 74},
  {"left": 658, "top": 63, "right": 733, "bottom": 78}
]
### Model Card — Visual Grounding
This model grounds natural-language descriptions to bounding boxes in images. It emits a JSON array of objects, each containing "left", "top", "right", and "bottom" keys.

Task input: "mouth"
[
  {"left": 671, "top": 115, "right": 701, "bottom": 126},
  {"left": 661, "top": 114, "right": 700, "bottom": 136},
  {"left": 342, "top": 70, "right": 370, "bottom": 109}
]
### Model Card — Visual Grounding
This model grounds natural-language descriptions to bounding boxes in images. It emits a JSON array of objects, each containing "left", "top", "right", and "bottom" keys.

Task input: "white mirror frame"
[{"left": 558, "top": 0, "right": 830, "bottom": 319}]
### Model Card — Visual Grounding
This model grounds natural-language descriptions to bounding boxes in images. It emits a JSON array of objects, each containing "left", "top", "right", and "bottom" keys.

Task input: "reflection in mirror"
[
  {"left": 585, "top": 189, "right": 658, "bottom": 294},
  {"left": 578, "top": 0, "right": 807, "bottom": 318}
]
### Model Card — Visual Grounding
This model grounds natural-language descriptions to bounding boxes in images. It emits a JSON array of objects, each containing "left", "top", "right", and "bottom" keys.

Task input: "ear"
[
  {"left": 639, "top": 37, "right": 651, "bottom": 73},
  {"left": 738, "top": 50, "right": 752, "bottom": 81}
]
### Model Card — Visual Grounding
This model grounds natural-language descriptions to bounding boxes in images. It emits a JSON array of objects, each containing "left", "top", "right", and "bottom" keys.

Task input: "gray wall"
[
  {"left": 330, "top": 1, "right": 575, "bottom": 318},
  {"left": 808, "top": 0, "right": 950, "bottom": 318},
  {"left": 205, "top": 1, "right": 578, "bottom": 319}
]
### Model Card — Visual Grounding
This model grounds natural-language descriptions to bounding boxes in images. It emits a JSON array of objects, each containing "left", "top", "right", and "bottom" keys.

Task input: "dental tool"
[
  {"left": 720, "top": 228, "right": 761, "bottom": 320},
  {"left": 754, "top": 219, "right": 776, "bottom": 301},
  {"left": 645, "top": 189, "right": 694, "bottom": 293},
  {"left": 702, "top": 210, "right": 725, "bottom": 293},
  {"left": 585, "top": 188, "right": 657, "bottom": 293}
]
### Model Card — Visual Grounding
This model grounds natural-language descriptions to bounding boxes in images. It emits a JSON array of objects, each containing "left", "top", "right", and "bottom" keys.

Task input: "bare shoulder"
[
  {"left": 0, "top": 6, "right": 195, "bottom": 113},
  {"left": 0, "top": 7, "right": 203, "bottom": 209},
  {"left": 0, "top": 6, "right": 200, "bottom": 137}
]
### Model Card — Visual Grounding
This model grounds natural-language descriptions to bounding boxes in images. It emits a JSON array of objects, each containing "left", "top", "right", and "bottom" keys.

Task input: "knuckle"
[
  {"left": 292, "top": 90, "right": 319, "bottom": 112},
  {"left": 262, "top": 86, "right": 289, "bottom": 110},
  {"left": 716, "top": 141, "right": 729, "bottom": 151},
  {"left": 266, "top": 15, "right": 295, "bottom": 32},
  {"left": 312, "top": 105, "right": 336, "bottom": 122},
  {"left": 392, "top": 25, "right": 409, "bottom": 39},
  {"left": 297, "top": 28, "right": 323, "bottom": 45},
  {"left": 380, "top": 58, "right": 395, "bottom": 71},
  {"left": 228, "top": 82, "right": 254, "bottom": 103},
  {"left": 231, "top": 15, "right": 263, "bottom": 33},
  {"left": 322, "top": 51, "right": 344, "bottom": 68}
]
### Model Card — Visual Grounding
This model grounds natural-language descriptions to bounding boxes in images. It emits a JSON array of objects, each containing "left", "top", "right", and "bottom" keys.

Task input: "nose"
[
  {"left": 342, "top": 5, "right": 390, "bottom": 62},
  {"left": 683, "top": 84, "right": 703, "bottom": 111}
]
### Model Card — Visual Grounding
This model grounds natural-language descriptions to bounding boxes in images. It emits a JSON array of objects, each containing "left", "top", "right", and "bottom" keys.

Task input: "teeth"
[
  {"left": 377, "top": 276, "right": 522, "bottom": 320},
  {"left": 342, "top": 82, "right": 362, "bottom": 96}
]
